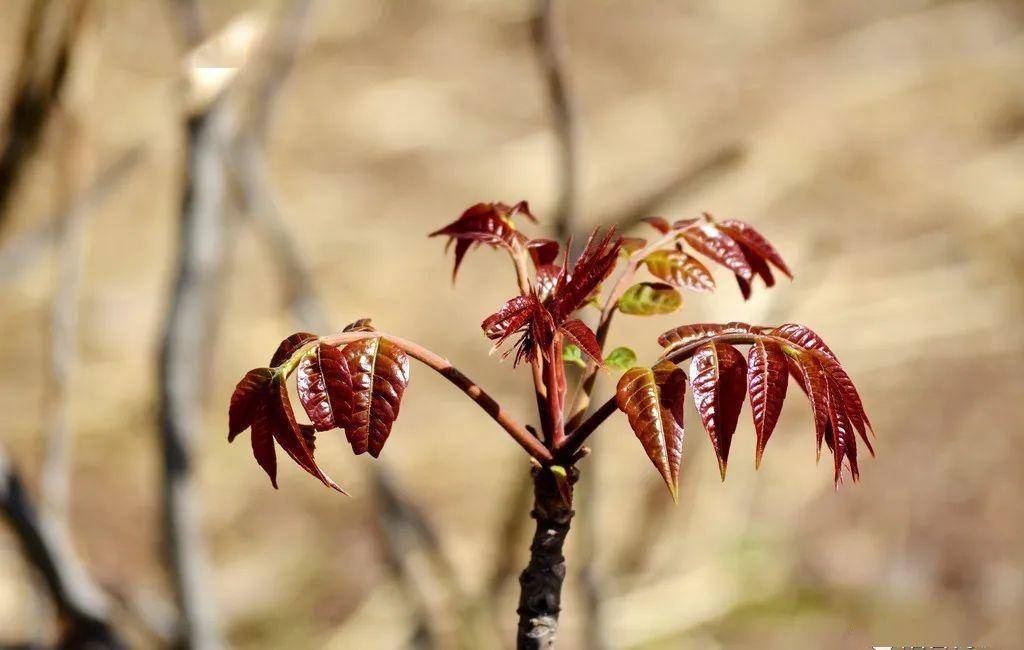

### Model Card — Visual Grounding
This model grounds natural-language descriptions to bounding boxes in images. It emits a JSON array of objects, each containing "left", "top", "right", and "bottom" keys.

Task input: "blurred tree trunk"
[{"left": 157, "top": 103, "right": 230, "bottom": 650}]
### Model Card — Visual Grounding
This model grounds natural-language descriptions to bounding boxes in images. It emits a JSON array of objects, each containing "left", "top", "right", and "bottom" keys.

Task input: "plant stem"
[
  {"left": 516, "top": 465, "right": 576, "bottom": 649},
  {"left": 559, "top": 332, "right": 760, "bottom": 458},
  {"left": 317, "top": 331, "right": 553, "bottom": 463}
]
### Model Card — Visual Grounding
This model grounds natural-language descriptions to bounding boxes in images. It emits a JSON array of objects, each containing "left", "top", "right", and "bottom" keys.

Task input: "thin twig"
[
  {"left": 532, "top": 0, "right": 579, "bottom": 242},
  {"left": 318, "top": 331, "right": 553, "bottom": 463},
  {"left": 0, "top": 445, "right": 124, "bottom": 648}
]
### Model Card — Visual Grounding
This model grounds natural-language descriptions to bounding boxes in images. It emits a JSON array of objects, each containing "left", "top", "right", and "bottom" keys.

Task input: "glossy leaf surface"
[
  {"left": 689, "top": 343, "right": 747, "bottom": 479},
  {"left": 296, "top": 343, "right": 354, "bottom": 432},
  {"left": 771, "top": 323, "right": 838, "bottom": 361},
  {"left": 548, "top": 228, "right": 622, "bottom": 322},
  {"left": 342, "top": 337, "right": 411, "bottom": 457},
  {"left": 657, "top": 322, "right": 759, "bottom": 350},
  {"left": 269, "top": 332, "right": 317, "bottom": 367},
  {"left": 719, "top": 219, "right": 792, "bottom": 278},
  {"left": 747, "top": 339, "right": 788, "bottom": 467},
  {"left": 679, "top": 222, "right": 753, "bottom": 281},
  {"left": 644, "top": 249, "right": 716, "bottom": 293},
  {"left": 429, "top": 202, "right": 529, "bottom": 280},
  {"left": 229, "top": 367, "right": 273, "bottom": 441},
  {"left": 615, "top": 361, "right": 685, "bottom": 500}
]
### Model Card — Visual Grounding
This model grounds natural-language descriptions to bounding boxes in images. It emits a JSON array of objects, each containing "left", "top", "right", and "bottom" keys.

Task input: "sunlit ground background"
[{"left": 1, "top": 0, "right": 1023, "bottom": 648}]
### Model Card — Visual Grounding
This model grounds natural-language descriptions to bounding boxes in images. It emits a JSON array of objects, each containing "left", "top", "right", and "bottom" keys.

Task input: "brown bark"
[{"left": 516, "top": 466, "right": 577, "bottom": 649}]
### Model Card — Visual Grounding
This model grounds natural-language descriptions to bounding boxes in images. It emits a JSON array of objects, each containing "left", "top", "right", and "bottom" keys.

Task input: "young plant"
[{"left": 228, "top": 201, "right": 873, "bottom": 649}]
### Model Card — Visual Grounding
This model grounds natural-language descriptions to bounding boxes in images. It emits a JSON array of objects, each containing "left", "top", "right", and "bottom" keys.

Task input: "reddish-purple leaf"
[
  {"left": 642, "top": 217, "right": 670, "bottom": 234},
  {"left": 818, "top": 354, "right": 873, "bottom": 447},
  {"left": 719, "top": 219, "right": 792, "bottom": 279},
  {"left": 644, "top": 249, "right": 716, "bottom": 293},
  {"left": 298, "top": 423, "right": 317, "bottom": 452},
  {"left": 507, "top": 200, "right": 536, "bottom": 223},
  {"left": 535, "top": 264, "right": 560, "bottom": 300},
  {"left": 343, "top": 318, "right": 375, "bottom": 332},
  {"left": 548, "top": 228, "right": 622, "bottom": 322},
  {"left": 269, "top": 332, "right": 318, "bottom": 367},
  {"left": 269, "top": 374, "right": 345, "bottom": 493},
  {"left": 229, "top": 367, "right": 273, "bottom": 441},
  {"left": 482, "top": 294, "right": 543, "bottom": 353},
  {"left": 615, "top": 361, "right": 686, "bottom": 501},
  {"left": 657, "top": 321, "right": 759, "bottom": 350},
  {"left": 787, "top": 352, "right": 830, "bottom": 461},
  {"left": 679, "top": 222, "right": 753, "bottom": 281},
  {"left": 559, "top": 319, "right": 603, "bottom": 366},
  {"left": 429, "top": 202, "right": 529, "bottom": 280},
  {"left": 342, "top": 337, "right": 410, "bottom": 457},
  {"left": 771, "top": 324, "right": 838, "bottom": 361},
  {"left": 689, "top": 343, "right": 747, "bottom": 479},
  {"left": 747, "top": 340, "right": 788, "bottom": 468},
  {"left": 733, "top": 239, "right": 775, "bottom": 300},
  {"left": 824, "top": 373, "right": 858, "bottom": 484},
  {"left": 250, "top": 400, "right": 278, "bottom": 488},
  {"left": 296, "top": 344, "right": 354, "bottom": 432},
  {"left": 527, "top": 239, "right": 560, "bottom": 267}
]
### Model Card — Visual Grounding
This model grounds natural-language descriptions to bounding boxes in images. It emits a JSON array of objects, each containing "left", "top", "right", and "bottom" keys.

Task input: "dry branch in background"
[
  {"left": 157, "top": 99, "right": 230, "bottom": 650},
  {"left": 532, "top": 0, "right": 579, "bottom": 242},
  {"left": 0, "top": 0, "right": 90, "bottom": 231},
  {"left": 0, "top": 445, "right": 124, "bottom": 648},
  {"left": 41, "top": 0, "right": 100, "bottom": 527},
  {"left": 227, "top": 1, "right": 481, "bottom": 644}
]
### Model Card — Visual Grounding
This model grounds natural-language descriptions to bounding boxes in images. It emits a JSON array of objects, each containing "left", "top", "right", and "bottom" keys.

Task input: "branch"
[
  {"left": 319, "top": 331, "right": 554, "bottom": 464},
  {"left": 157, "top": 101, "right": 230, "bottom": 650},
  {"left": 0, "top": 0, "right": 90, "bottom": 230},
  {"left": 225, "top": 9, "right": 491, "bottom": 643},
  {"left": 532, "top": 0, "right": 579, "bottom": 241},
  {"left": 0, "top": 446, "right": 124, "bottom": 648}
]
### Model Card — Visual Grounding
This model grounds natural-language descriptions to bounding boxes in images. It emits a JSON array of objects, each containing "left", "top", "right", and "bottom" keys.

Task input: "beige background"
[{"left": 1, "top": 0, "right": 1023, "bottom": 647}]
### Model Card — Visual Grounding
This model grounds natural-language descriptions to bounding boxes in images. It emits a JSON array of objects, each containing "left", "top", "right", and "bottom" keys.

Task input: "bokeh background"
[{"left": 1, "top": 0, "right": 1023, "bottom": 648}]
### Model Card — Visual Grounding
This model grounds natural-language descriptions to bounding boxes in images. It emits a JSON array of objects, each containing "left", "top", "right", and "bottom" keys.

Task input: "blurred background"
[{"left": 1, "top": 0, "right": 1023, "bottom": 648}]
